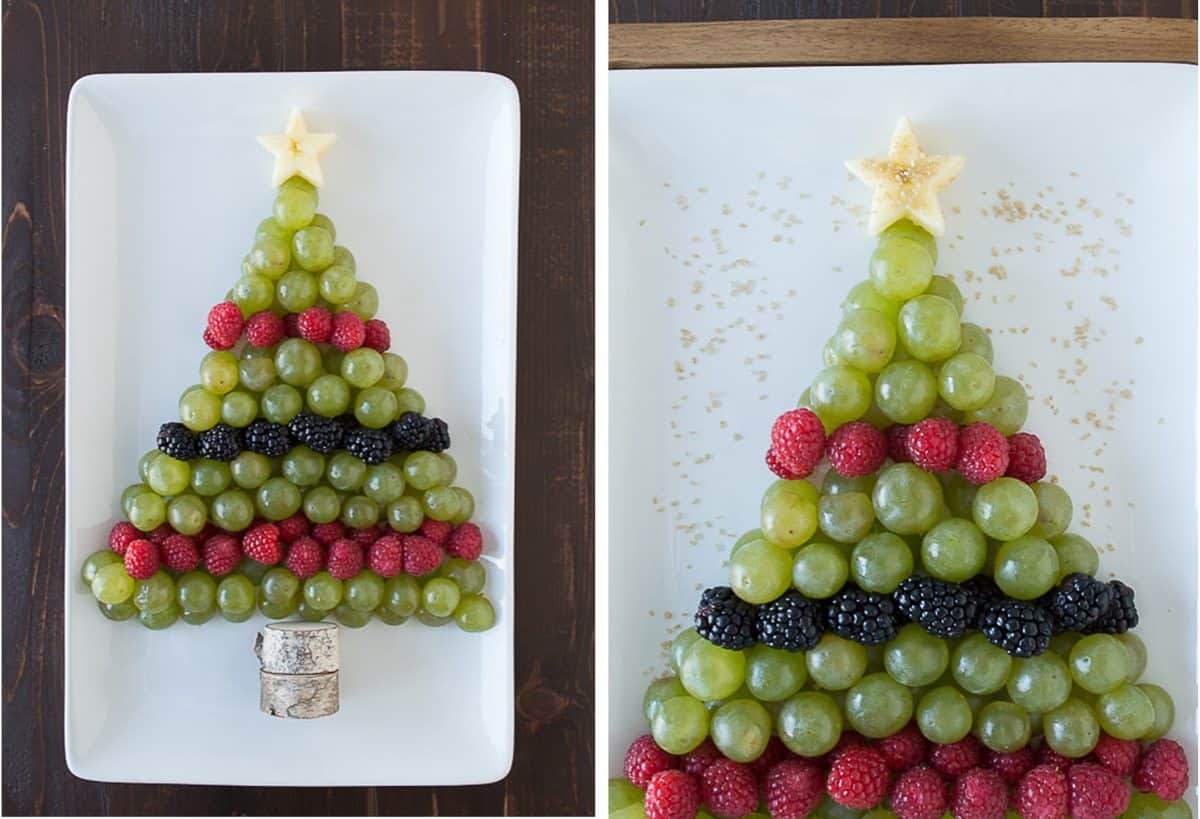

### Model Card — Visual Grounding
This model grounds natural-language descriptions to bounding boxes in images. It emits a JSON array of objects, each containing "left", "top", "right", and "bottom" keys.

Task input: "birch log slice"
[
  {"left": 254, "top": 621, "right": 339, "bottom": 674},
  {"left": 259, "top": 670, "right": 340, "bottom": 719}
]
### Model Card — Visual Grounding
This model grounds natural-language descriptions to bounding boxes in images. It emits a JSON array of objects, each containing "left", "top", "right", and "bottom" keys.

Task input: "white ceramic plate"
[
  {"left": 609, "top": 63, "right": 1198, "bottom": 796},
  {"left": 65, "top": 71, "right": 518, "bottom": 786}
]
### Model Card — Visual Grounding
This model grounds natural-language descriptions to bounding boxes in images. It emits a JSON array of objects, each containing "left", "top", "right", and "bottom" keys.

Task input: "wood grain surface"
[
  {"left": 1, "top": 1, "right": 593, "bottom": 815},
  {"left": 611, "top": 0, "right": 1197, "bottom": 21}
]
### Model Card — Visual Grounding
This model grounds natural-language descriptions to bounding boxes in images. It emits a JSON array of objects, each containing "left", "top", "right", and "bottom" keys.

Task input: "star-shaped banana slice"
[
  {"left": 257, "top": 109, "right": 337, "bottom": 187},
  {"left": 845, "top": 118, "right": 964, "bottom": 237}
]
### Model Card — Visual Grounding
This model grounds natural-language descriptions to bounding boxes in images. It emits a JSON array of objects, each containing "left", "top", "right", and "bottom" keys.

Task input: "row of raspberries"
[
  {"left": 767, "top": 407, "right": 1046, "bottom": 486},
  {"left": 624, "top": 727, "right": 1188, "bottom": 819},
  {"left": 107, "top": 518, "right": 482, "bottom": 581},
  {"left": 205, "top": 301, "right": 390, "bottom": 353}
]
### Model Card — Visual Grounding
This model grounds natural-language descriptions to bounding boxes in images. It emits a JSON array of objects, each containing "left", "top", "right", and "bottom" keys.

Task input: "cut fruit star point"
[{"left": 257, "top": 108, "right": 337, "bottom": 187}]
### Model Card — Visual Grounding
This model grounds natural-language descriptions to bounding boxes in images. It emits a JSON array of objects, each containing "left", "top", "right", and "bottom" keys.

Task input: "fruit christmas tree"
[
  {"left": 78, "top": 110, "right": 495, "bottom": 634},
  {"left": 612, "top": 120, "right": 1191, "bottom": 819}
]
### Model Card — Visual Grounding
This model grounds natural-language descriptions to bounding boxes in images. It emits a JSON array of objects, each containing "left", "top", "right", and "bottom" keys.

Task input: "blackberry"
[
  {"left": 1085, "top": 580, "right": 1138, "bottom": 635},
  {"left": 755, "top": 591, "right": 824, "bottom": 651},
  {"left": 961, "top": 575, "right": 1004, "bottom": 628},
  {"left": 425, "top": 418, "right": 451, "bottom": 453},
  {"left": 979, "top": 600, "right": 1053, "bottom": 657},
  {"left": 197, "top": 424, "right": 241, "bottom": 461},
  {"left": 287, "top": 412, "right": 343, "bottom": 454},
  {"left": 825, "top": 587, "right": 898, "bottom": 646},
  {"left": 241, "top": 419, "right": 291, "bottom": 457},
  {"left": 892, "top": 576, "right": 974, "bottom": 639},
  {"left": 157, "top": 422, "right": 198, "bottom": 461},
  {"left": 343, "top": 425, "right": 393, "bottom": 465},
  {"left": 1044, "top": 573, "right": 1114, "bottom": 633},
  {"left": 391, "top": 412, "right": 432, "bottom": 450},
  {"left": 694, "top": 586, "right": 758, "bottom": 650}
]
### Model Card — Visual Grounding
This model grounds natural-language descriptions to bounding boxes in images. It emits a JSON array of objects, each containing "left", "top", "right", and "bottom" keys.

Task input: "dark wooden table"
[
  {"left": 612, "top": 0, "right": 1196, "bottom": 20},
  {"left": 2, "top": 1, "right": 593, "bottom": 815}
]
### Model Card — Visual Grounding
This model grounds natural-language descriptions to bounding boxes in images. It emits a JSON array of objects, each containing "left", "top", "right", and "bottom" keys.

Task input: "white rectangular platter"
[
  {"left": 65, "top": 71, "right": 518, "bottom": 786},
  {"left": 609, "top": 62, "right": 1198, "bottom": 800}
]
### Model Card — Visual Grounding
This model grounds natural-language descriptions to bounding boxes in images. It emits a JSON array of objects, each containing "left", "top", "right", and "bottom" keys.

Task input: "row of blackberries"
[
  {"left": 157, "top": 411, "right": 451, "bottom": 465},
  {"left": 695, "top": 573, "right": 1138, "bottom": 659}
]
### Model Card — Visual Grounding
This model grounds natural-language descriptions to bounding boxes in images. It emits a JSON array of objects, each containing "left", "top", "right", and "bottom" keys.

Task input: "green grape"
[
  {"left": 277, "top": 269, "right": 319, "bottom": 313},
  {"left": 334, "top": 602, "right": 372, "bottom": 628},
  {"left": 139, "top": 603, "right": 181, "bottom": 629},
  {"left": 953, "top": 633, "right": 1014, "bottom": 695},
  {"left": 240, "top": 558, "right": 270, "bottom": 585},
  {"left": 147, "top": 453, "right": 191, "bottom": 496},
  {"left": 810, "top": 366, "right": 872, "bottom": 428},
  {"left": 454, "top": 595, "right": 495, "bottom": 632},
  {"left": 221, "top": 391, "right": 258, "bottom": 428},
  {"left": 139, "top": 448, "right": 163, "bottom": 482},
  {"left": 230, "top": 451, "right": 272, "bottom": 489},
  {"left": 337, "top": 570, "right": 383, "bottom": 613},
  {"left": 281, "top": 446, "right": 325, "bottom": 487},
  {"left": 363, "top": 462, "right": 406, "bottom": 504},
  {"left": 420, "top": 577, "right": 461, "bottom": 618},
  {"left": 127, "top": 491, "right": 167, "bottom": 532},
  {"left": 200, "top": 351, "right": 239, "bottom": 396},
  {"left": 303, "top": 571, "right": 343, "bottom": 611},
  {"left": 238, "top": 353, "right": 277, "bottom": 393},
  {"left": 210, "top": 488, "right": 255, "bottom": 532},
  {"left": 341, "top": 495, "right": 379, "bottom": 529},
  {"left": 845, "top": 672, "right": 914, "bottom": 738},
  {"left": 167, "top": 494, "right": 207, "bottom": 535},
  {"left": 869, "top": 238, "right": 933, "bottom": 301},
  {"left": 177, "top": 571, "right": 217, "bottom": 614},
  {"left": 232, "top": 274, "right": 275, "bottom": 315},
  {"left": 1050, "top": 533, "right": 1099, "bottom": 579},
  {"left": 1008, "top": 652, "right": 1071, "bottom": 712},
  {"left": 917, "top": 685, "right": 973, "bottom": 744},
  {"left": 1139, "top": 684, "right": 1175, "bottom": 740},
  {"left": 292, "top": 225, "right": 334, "bottom": 271},
  {"left": 842, "top": 279, "right": 901, "bottom": 322},
  {"left": 1125, "top": 793, "right": 1193, "bottom": 818},
  {"left": 374, "top": 607, "right": 408, "bottom": 626},
  {"left": 355, "top": 386, "right": 398, "bottom": 428},
  {"left": 258, "top": 586, "right": 300, "bottom": 619},
  {"left": 248, "top": 234, "right": 291, "bottom": 280},
  {"left": 81, "top": 550, "right": 122, "bottom": 586},
  {"left": 964, "top": 376, "right": 1029, "bottom": 435},
  {"left": 256, "top": 215, "right": 292, "bottom": 243},
  {"left": 821, "top": 337, "right": 843, "bottom": 368},
  {"left": 304, "top": 212, "right": 334, "bottom": 241},
  {"left": 729, "top": 539, "right": 792, "bottom": 604},
  {"left": 344, "top": 282, "right": 379, "bottom": 320},
  {"left": 92, "top": 562, "right": 134, "bottom": 605},
  {"left": 874, "top": 360, "right": 938, "bottom": 424},
  {"left": 1043, "top": 698, "right": 1100, "bottom": 757},
  {"left": 822, "top": 472, "right": 877, "bottom": 496},
  {"left": 383, "top": 352, "right": 408, "bottom": 387},
  {"left": 273, "top": 184, "right": 317, "bottom": 231},
  {"left": 438, "top": 454, "right": 458, "bottom": 484},
  {"left": 898, "top": 295, "right": 961, "bottom": 362},
  {"left": 761, "top": 483, "right": 818, "bottom": 548},
  {"left": 1030, "top": 482, "right": 1072, "bottom": 539},
  {"left": 938, "top": 353, "right": 995, "bottom": 412},
  {"left": 275, "top": 338, "right": 322, "bottom": 388},
  {"left": 817, "top": 492, "right": 873, "bottom": 544},
  {"left": 711, "top": 699, "right": 772, "bottom": 763},
  {"left": 976, "top": 700, "right": 1031, "bottom": 752},
  {"left": 319, "top": 264, "right": 357, "bottom": 304},
  {"left": 745, "top": 645, "right": 807, "bottom": 702},
  {"left": 179, "top": 387, "right": 222, "bottom": 431},
  {"left": 440, "top": 557, "right": 486, "bottom": 595},
  {"left": 216, "top": 574, "right": 255, "bottom": 616},
  {"left": 386, "top": 496, "right": 424, "bottom": 533},
  {"left": 924, "top": 274, "right": 962, "bottom": 314},
  {"left": 680, "top": 640, "right": 746, "bottom": 701},
  {"left": 1118, "top": 633, "right": 1147, "bottom": 683},
  {"left": 122, "top": 483, "right": 150, "bottom": 516},
  {"left": 872, "top": 463, "right": 944, "bottom": 535},
  {"left": 882, "top": 219, "right": 938, "bottom": 263},
  {"left": 256, "top": 477, "right": 302, "bottom": 521},
  {"left": 302, "top": 485, "right": 341, "bottom": 524},
  {"left": 327, "top": 452, "right": 367, "bottom": 492},
  {"left": 261, "top": 383, "right": 303, "bottom": 424},
  {"left": 921, "top": 517, "right": 986, "bottom": 582},
  {"left": 393, "top": 387, "right": 426, "bottom": 416},
  {"left": 834, "top": 309, "right": 896, "bottom": 373},
  {"left": 806, "top": 634, "right": 868, "bottom": 690},
  {"left": 849, "top": 531, "right": 912, "bottom": 593},
  {"left": 993, "top": 535, "right": 1058, "bottom": 599},
  {"left": 378, "top": 574, "right": 420, "bottom": 618},
  {"left": 973, "top": 478, "right": 1038, "bottom": 541},
  {"left": 610, "top": 779, "right": 645, "bottom": 813},
  {"left": 329, "top": 244, "right": 355, "bottom": 272},
  {"left": 1070, "top": 634, "right": 1132, "bottom": 694},
  {"left": 670, "top": 628, "right": 702, "bottom": 673},
  {"left": 423, "top": 486, "right": 461, "bottom": 522},
  {"left": 884, "top": 624, "right": 948, "bottom": 687},
  {"left": 957, "top": 322, "right": 994, "bottom": 363},
  {"left": 404, "top": 451, "right": 447, "bottom": 491},
  {"left": 340, "top": 348, "right": 385, "bottom": 389},
  {"left": 294, "top": 600, "right": 327, "bottom": 622},
  {"left": 260, "top": 567, "right": 300, "bottom": 605},
  {"left": 306, "top": 374, "right": 350, "bottom": 417},
  {"left": 777, "top": 691, "right": 843, "bottom": 757},
  {"left": 1097, "top": 683, "right": 1156, "bottom": 739},
  {"left": 651, "top": 695, "right": 709, "bottom": 755},
  {"left": 941, "top": 472, "right": 980, "bottom": 519},
  {"left": 98, "top": 599, "right": 139, "bottom": 621}
]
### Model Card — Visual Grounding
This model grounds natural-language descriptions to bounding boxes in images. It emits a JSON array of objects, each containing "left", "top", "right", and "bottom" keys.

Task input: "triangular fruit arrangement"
[
  {"left": 78, "top": 111, "right": 495, "bottom": 634},
  {"left": 611, "top": 120, "right": 1191, "bottom": 819}
]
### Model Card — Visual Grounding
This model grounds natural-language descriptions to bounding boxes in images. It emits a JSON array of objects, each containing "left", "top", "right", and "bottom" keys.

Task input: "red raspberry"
[
  {"left": 419, "top": 518, "right": 453, "bottom": 545},
  {"left": 1069, "top": 762, "right": 1130, "bottom": 818},
  {"left": 326, "top": 539, "right": 364, "bottom": 580},
  {"left": 123, "top": 539, "right": 160, "bottom": 580},
  {"left": 930, "top": 737, "right": 985, "bottom": 779},
  {"left": 241, "top": 522, "right": 282, "bottom": 564},
  {"left": 764, "top": 758, "right": 824, "bottom": 819},
  {"left": 956, "top": 422, "right": 1010, "bottom": 484},
  {"left": 285, "top": 537, "right": 324, "bottom": 579},
  {"left": 283, "top": 313, "right": 302, "bottom": 338},
  {"left": 1016, "top": 764, "right": 1069, "bottom": 819},
  {"left": 828, "top": 730, "right": 869, "bottom": 764},
  {"left": 206, "top": 301, "right": 244, "bottom": 349},
  {"left": 826, "top": 421, "right": 887, "bottom": 478},
  {"left": 447, "top": 523, "right": 483, "bottom": 560},
  {"left": 874, "top": 722, "right": 928, "bottom": 771},
  {"left": 699, "top": 759, "right": 757, "bottom": 819},
  {"left": 987, "top": 746, "right": 1036, "bottom": 784},
  {"left": 886, "top": 424, "right": 912, "bottom": 462},
  {"left": 296, "top": 306, "right": 333, "bottom": 344},
  {"left": 195, "top": 522, "right": 218, "bottom": 543},
  {"left": 401, "top": 534, "right": 443, "bottom": 576},
  {"left": 748, "top": 736, "right": 788, "bottom": 783},
  {"left": 160, "top": 534, "right": 199, "bottom": 573},
  {"left": 363, "top": 319, "right": 391, "bottom": 352},
  {"left": 244, "top": 310, "right": 285, "bottom": 348},
  {"left": 277, "top": 513, "right": 310, "bottom": 543},
  {"left": 366, "top": 535, "right": 405, "bottom": 578},
  {"left": 950, "top": 767, "right": 1007, "bottom": 819},
  {"left": 766, "top": 447, "right": 804, "bottom": 479},
  {"left": 907, "top": 417, "right": 959, "bottom": 472},
  {"left": 203, "top": 534, "right": 241, "bottom": 576},
  {"left": 146, "top": 523, "right": 173, "bottom": 545},
  {"left": 1133, "top": 739, "right": 1189, "bottom": 802},
  {"left": 644, "top": 769, "right": 699, "bottom": 819},
  {"left": 330, "top": 310, "right": 366, "bottom": 352},
  {"left": 624, "top": 734, "right": 678, "bottom": 790},
  {"left": 1037, "top": 744, "right": 1073, "bottom": 773},
  {"left": 1005, "top": 432, "right": 1047, "bottom": 483},
  {"left": 889, "top": 765, "right": 948, "bottom": 819},
  {"left": 1091, "top": 733, "right": 1141, "bottom": 778},
  {"left": 311, "top": 521, "right": 345, "bottom": 546},
  {"left": 770, "top": 408, "right": 826, "bottom": 478},
  {"left": 108, "top": 521, "right": 140, "bottom": 555},
  {"left": 351, "top": 526, "right": 382, "bottom": 546},
  {"left": 680, "top": 739, "right": 722, "bottom": 778},
  {"left": 827, "top": 745, "right": 890, "bottom": 809}
]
